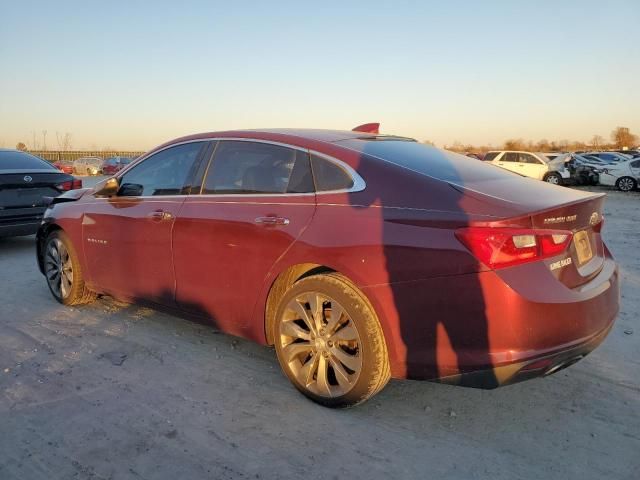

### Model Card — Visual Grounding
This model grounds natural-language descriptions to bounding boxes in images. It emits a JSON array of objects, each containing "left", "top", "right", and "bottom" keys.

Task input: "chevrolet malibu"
[{"left": 36, "top": 127, "right": 619, "bottom": 407}]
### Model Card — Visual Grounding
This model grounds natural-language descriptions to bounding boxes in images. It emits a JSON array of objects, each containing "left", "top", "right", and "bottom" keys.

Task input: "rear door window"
[
  {"left": 519, "top": 153, "right": 542, "bottom": 164},
  {"left": 202, "top": 141, "right": 313, "bottom": 194},
  {"left": 503, "top": 152, "right": 518, "bottom": 162}
]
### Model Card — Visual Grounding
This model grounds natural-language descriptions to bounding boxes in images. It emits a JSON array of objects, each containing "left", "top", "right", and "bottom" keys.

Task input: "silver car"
[{"left": 73, "top": 156, "right": 103, "bottom": 175}]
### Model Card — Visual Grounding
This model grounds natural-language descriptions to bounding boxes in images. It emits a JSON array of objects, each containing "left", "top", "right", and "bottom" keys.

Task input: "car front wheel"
[
  {"left": 616, "top": 176, "right": 637, "bottom": 192},
  {"left": 273, "top": 273, "right": 390, "bottom": 408},
  {"left": 44, "top": 231, "right": 96, "bottom": 305},
  {"left": 544, "top": 172, "right": 562, "bottom": 185}
]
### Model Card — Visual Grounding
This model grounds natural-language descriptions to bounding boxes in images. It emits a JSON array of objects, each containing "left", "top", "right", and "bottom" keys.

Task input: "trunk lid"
[
  {"left": 458, "top": 179, "right": 606, "bottom": 288},
  {"left": 0, "top": 171, "right": 70, "bottom": 209},
  {"left": 527, "top": 195, "right": 605, "bottom": 288}
]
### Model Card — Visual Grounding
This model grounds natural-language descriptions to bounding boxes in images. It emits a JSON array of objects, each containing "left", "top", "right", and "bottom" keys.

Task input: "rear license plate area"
[{"left": 573, "top": 230, "right": 593, "bottom": 266}]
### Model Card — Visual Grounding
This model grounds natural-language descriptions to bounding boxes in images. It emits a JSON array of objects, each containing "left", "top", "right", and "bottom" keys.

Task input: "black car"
[{"left": 0, "top": 149, "right": 82, "bottom": 238}]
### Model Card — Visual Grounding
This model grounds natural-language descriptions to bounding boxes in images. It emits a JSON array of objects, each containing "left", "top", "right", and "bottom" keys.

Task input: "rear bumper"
[
  {"left": 362, "top": 251, "right": 619, "bottom": 384},
  {"left": 436, "top": 320, "right": 614, "bottom": 389},
  {"left": 0, "top": 222, "right": 40, "bottom": 237},
  {"left": 0, "top": 208, "right": 45, "bottom": 237}
]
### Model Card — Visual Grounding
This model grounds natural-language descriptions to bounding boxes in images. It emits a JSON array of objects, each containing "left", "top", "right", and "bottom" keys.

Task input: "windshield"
[{"left": 82, "top": 158, "right": 102, "bottom": 165}]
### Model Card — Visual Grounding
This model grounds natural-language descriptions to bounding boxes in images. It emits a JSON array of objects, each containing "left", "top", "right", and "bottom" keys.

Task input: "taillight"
[
  {"left": 455, "top": 227, "right": 573, "bottom": 269},
  {"left": 56, "top": 179, "right": 83, "bottom": 191}
]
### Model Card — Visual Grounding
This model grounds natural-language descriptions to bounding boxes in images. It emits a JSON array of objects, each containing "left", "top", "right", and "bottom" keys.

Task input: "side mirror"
[
  {"left": 118, "top": 183, "right": 144, "bottom": 197},
  {"left": 94, "top": 177, "right": 119, "bottom": 197}
]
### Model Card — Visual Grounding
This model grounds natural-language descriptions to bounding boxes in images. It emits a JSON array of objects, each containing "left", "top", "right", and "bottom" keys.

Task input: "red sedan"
[
  {"left": 52, "top": 160, "right": 74, "bottom": 174},
  {"left": 36, "top": 127, "right": 619, "bottom": 407},
  {"left": 101, "top": 156, "right": 133, "bottom": 176}
]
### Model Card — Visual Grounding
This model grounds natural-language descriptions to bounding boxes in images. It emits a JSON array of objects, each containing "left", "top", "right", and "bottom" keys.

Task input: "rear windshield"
[
  {"left": 0, "top": 151, "right": 56, "bottom": 170},
  {"left": 335, "top": 139, "right": 520, "bottom": 184}
]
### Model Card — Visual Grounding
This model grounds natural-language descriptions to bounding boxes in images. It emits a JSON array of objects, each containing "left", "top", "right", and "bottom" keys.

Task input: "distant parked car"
[
  {"left": 596, "top": 158, "right": 640, "bottom": 192},
  {"left": 74, "top": 157, "right": 103, "bottom": 175},
  {"left": 102, "top": 156, "right": 133, "bottom": 176},
  {"left": 0, "top": 149, "right": 82, "bottom": 237},
  {"left": 53, "top": 159, "right": 74, "bottom": 174},
  {"left": 465, "top": 152, "right": 483, "bottom": 160},
  {"left": 485, "top": 151, "right": 570, "bottom": 185}
]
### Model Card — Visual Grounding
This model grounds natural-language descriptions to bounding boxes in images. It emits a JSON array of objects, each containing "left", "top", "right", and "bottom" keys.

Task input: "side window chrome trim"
[
  {"left": 196, "top": 138, "right": 366, "bottom": 196},
  {"left": 309, "top": 150, "right": 366, "bottom": 195},
  {"left": 115, "top": 137, "right": 366, "bottom": 197}
]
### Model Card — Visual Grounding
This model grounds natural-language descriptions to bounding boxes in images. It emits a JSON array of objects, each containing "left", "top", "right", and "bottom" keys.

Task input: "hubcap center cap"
[{"left": 315, "top": 337, "right": 327, "bottom": 350}]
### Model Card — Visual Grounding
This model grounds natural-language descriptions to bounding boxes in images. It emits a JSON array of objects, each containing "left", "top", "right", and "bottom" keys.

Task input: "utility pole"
[{"left": 42, "top": 130, "right": 47, "bottom": 150}]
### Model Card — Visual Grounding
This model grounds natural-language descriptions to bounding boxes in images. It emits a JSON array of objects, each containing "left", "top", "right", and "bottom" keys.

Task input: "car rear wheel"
[
  {"left": 616, "top": 176, "right": 637, "bottom": 192},
  {"left": 273, "top": 273, "right": 390, "bottom": 408},
  {"left": 44, "top": 231, "right": 96, "bottom": 305},
  {"left": 544, "top": 172, "right": 562, "bottom": 185}
]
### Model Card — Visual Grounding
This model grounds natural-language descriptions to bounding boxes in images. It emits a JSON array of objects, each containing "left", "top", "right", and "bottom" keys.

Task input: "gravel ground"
[{"left": 0, "top": 180, "right": 638, "bottom": 480}]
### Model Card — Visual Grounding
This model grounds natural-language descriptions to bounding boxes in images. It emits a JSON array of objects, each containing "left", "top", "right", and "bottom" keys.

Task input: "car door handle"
[
  {"left": 148, "top": 210, "right": 174, "bottom": 222},
  {"left": 255, "top": 216, "right": 290, "bottom": 226}
]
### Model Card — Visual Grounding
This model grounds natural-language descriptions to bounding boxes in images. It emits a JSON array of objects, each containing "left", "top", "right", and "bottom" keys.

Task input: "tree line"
[{"left": 435, "top": 126, "right": 639, "bottom": 154}]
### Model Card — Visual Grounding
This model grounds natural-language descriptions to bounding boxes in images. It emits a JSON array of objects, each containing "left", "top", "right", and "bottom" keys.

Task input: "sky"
[{"left": 1, "top": 0, "right": 639, "bottom": 151}]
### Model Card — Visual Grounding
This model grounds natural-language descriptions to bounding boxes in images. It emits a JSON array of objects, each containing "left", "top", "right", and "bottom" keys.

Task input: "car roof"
[{"left": 163, "top": 128, "right": 411, "bottom": 149}]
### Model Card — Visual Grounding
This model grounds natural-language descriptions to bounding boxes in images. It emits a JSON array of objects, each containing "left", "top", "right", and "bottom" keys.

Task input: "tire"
[
  {"left": 86, "top": 168, "right": 91, "bottom": 176},
  {"left": 616, "top": 176, "right": 637, "bottom": 192},
  {"left": 43, "top": 230, "right": 97, "bottom": 306},
  {"left": 273, "top": 273, "right": 390, "bottom": 408},
  {"left": 544, "top": 172, "right": 562, "bottom": 185}
]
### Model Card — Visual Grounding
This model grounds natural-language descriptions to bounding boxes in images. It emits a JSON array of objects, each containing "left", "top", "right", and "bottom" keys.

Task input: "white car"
[
  {"left": 483, "top": 151, "right": 570, "bottom": 185},
  {"left": 596, "top": 158, "right": 640, "bottom": 192}
]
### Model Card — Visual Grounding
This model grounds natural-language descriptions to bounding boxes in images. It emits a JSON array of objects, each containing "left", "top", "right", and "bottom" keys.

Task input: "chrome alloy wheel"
[
  {"left": 278, "top": 292, "right": 362, "bottom": 398},
  {"left": 618, "top": 177, "right": 634, "bottom": 192},
  {"left": 44, "top": 238, "right": 73, "bottom": 299},
  {"left": 546, "top": 174, "right": 560, "bottom": 184}
]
